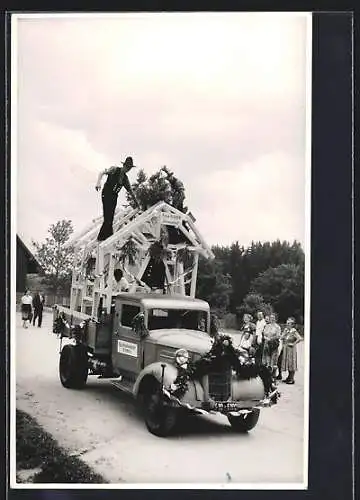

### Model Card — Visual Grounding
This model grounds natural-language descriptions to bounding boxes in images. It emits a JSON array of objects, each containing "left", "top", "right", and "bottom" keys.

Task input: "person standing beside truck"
[
  {"left": 261, "top": 313, "right": 282, "bottom": 376},
  {"left": 32, "top": 290, "right": 45, "bottom": 327},
  {"left": 254, "top": 311, "right": 266, "bottom": 364},
  {"left": 95, "top": 156, "right": 140, "bottom": 241},
  {"left": 280, "top": 317, "right": 302, "bottom": 384},
  {"left": 21, "top": 290, "right": 33, "bottom": 328}
]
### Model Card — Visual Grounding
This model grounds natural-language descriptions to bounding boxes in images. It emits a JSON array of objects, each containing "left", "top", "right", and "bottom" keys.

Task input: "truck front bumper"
[{"left": 162, "top": 387, "right": 280, "bottom": 416}]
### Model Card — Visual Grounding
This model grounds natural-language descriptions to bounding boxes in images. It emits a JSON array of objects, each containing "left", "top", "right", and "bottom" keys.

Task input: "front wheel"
[
  {"left": 227, "top": 409, "right": 260, "bottom": 432},
  {"left": 142, "top": 381, "right": 178, "bottom": 437},
  {"left": 59, "top": 344, "right": 88, "bottom": 389}
]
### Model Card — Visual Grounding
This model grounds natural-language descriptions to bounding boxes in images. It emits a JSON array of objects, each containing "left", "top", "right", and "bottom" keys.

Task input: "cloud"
[
  {"left": 15, "top": 13, "right": 309, "bottom": 250},
  {"left": 190, "top": 151, "right": 305, "bottom": 246}
]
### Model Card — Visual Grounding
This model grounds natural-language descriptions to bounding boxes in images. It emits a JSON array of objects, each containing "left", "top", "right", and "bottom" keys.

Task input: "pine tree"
[
  {"left": 126, "top": 166, "right": 187, "bottom": 213},
  {"left": 32, "top": 220, "right": 74, "bottom": 297}
]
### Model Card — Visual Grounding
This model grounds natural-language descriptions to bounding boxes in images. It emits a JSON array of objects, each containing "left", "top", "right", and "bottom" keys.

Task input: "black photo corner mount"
[{"left": 3, "top": 10, "right": 354, "bottom": 500}]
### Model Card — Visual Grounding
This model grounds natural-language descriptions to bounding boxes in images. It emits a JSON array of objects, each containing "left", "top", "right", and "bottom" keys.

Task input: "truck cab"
[
  {"left": 111, "top": 294, "right": 210, "bottom": 378},
  {"left": 54, "top": 293, "right": 279, "bottom": 437}
]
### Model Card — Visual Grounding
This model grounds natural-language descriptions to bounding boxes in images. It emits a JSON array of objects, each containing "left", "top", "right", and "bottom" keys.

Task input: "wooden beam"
[
  {"left": 112, "top": 207, "right": 141, "bottom": 234},
  {"left": 164, "top": 262, "right": 174, "bottom": 294},
  {"left": 178, "top": 261, "right": 185, "bottom": 295},
  {"left": 160, "top": 203, "right": 214, "bottom": 259},
  {"left": 186, "top": 218, "right": 215, "bottom": 260},
  {"left": 66, "top": 213, "right": 106, "bottom": 247},
  {"left": 106, "top": 252, "right": 115, "bottom": 313},
  {"left": 132, "top": 229, "right": 148, "bottom": 244},
  {"left": 190, "top": 252, "right": 199, "bottom": 297},
  {"left": 127, "top": 254, "right": 151, "bottom": 292},
  {"left": 99, "top": 201, "right": 167, "bottom": 251},
  {"left": 71, "top": 206, "right": 138, "bottom": 250},
  {"left": 176, "top": 221, "right": 200, "bottom": 247}
]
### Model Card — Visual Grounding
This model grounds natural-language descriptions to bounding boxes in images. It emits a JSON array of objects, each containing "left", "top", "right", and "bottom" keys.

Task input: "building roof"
[{"left": 16, "top": 235, "right": 42, "bottom": 272}]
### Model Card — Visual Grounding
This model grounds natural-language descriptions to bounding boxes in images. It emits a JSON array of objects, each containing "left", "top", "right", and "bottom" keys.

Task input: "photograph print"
[{"left": 11, "top": 11, "right": 311, "bottom": 488}]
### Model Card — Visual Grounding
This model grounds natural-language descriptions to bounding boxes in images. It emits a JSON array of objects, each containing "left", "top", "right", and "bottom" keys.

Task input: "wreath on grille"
[{"left": 169, "top": 334, "right": 276, "bottom": 400}]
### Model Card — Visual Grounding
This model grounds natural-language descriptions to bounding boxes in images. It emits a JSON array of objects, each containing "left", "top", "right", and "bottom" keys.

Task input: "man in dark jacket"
[
  {"left": 95, "top": 156, "right": 139, "bottom": 241},
  {"left": 32, "top": 291, "right": 45, "bottom": 327}
]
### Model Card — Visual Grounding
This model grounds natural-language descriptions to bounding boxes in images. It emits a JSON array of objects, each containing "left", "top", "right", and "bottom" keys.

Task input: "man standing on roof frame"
[{"left": 95, "top": 156, "right": 140, "bottom": 241}]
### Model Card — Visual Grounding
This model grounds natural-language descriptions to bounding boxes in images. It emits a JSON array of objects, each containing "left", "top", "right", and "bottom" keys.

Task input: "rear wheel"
[
  {"left": 227, "top": 409, "right": 260, "bottom": 432},
  {"left": 59, "top": 344, "right": 88, "bottom": 389},
  {"left": 141, "top": 379, "right": 178, "bottom": 437}
]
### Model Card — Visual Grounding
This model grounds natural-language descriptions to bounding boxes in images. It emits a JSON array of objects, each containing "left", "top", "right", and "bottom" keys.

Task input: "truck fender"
[
  {"left": 133, "top": 362, "right": 179, "bottom": 398},
  {"left": 133, "top": 363, "right": 206, "bottom": 407}
]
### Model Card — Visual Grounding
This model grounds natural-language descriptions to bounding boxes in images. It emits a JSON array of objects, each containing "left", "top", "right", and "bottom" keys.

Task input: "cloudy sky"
[{"left": 14, "top": 13, "right": 310, "bottom": 251}]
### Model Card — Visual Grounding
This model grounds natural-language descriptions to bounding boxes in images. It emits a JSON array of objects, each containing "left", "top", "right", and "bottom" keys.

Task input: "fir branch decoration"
[
  {"left": 118, "top": 238, "right": 138, "bottom": 267},
  {"left": 169, "top": 334, "right": 277, "bottom": 400},
  {"left": 85, "top": 256, "right": 96, "bottom": 278},
  {"left": 176, "top": 247, "right": 193, "bottom": 266},
  {"left": 53, "top": 313, "right": 66, "bottom": 334},
  {"left": 148, "top": 240, "right": 171, "bottom": 263},
  {"left": 160, "top": 225, "right": 169, "bottom": 247}
]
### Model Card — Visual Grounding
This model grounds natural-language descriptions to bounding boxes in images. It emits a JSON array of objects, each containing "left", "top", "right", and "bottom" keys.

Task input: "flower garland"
[
  {"left": 131, "top": 312, "right": 149, "bottom": 339},
  {"left": 53, "top": 312, "right": 89, "bottom": 340},
  {"left": 53, "top": 313, "right": 67, "bottom": 334},
  {"left": 169, "top": 334, "right": 277, "bottom": 401}
]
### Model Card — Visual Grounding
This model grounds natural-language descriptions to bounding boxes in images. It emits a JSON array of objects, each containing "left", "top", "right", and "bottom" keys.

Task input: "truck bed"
[{"left": 53, "top": 305, "right": 112, "bottom": 355}]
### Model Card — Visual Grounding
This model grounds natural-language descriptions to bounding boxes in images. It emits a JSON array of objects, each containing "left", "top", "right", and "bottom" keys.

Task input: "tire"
[
  {"left": 227, "top": 409, "right": 260, "bottom": 432},
  {"left": 59, "top": 344, "right": 88, "bottom": 389},
  {"left": 141, "top": 380, "right": 178, "bottom": 437}
]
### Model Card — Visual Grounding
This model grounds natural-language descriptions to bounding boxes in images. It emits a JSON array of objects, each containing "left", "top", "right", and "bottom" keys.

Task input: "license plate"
[{"left": 214, "top": 401, "right": 239, "bottom": 412}]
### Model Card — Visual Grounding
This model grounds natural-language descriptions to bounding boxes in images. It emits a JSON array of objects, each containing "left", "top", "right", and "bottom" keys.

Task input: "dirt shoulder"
[
  {"left": 16, "top": 409, "right": 107, "bottom": 484},
  {"left": 15, "top": 312, "right": 305, "bottom": 484}
]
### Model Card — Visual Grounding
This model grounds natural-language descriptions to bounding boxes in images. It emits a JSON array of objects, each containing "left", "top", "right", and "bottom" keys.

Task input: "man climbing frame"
[{"left": 95, "top": 156, "right": 139, "bottom": 241}]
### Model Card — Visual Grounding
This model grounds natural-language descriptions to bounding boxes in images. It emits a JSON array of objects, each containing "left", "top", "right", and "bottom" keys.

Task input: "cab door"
[{"left": 112, "top": 301, "right": 143, "bottom": 376}]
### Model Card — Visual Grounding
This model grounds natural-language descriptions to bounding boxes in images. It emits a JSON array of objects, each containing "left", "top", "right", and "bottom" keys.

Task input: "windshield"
[{"left": 147, "top": 308, "right": 209, "bottom": 332}]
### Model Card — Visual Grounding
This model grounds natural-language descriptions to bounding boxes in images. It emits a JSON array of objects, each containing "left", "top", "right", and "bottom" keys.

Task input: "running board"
[{"left": 110, "top": 378, "right": 134, "bottom": 395}]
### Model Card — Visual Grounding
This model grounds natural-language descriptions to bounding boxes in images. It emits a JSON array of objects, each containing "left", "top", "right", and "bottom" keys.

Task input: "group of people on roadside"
[
  {"left": 238, "top": 311, "right": 302, "bottom": 384},
  {"left": 20, "top": 290, "right": 45, "bottom": 329}
]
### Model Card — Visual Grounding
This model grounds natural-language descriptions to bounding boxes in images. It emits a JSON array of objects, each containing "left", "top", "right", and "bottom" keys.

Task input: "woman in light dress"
[
  {"left": 21, "top": 290, "right": 33, "bottom": 328},
  {"left": 280, "top": 317, "right": 302, "bottom": 384}
]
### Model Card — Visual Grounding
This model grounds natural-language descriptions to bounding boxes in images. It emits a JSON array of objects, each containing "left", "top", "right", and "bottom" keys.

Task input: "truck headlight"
[{"left": 175, "top": 349, "right": 189, "bottom": 367}]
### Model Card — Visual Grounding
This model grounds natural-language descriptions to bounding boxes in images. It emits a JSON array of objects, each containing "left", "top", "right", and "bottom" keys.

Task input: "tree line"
[
  {"left": 196, "top": 240, "right": 304, "bottom": 324},
  {"left": 31, "top": 166, "right": 304, "bottom": 324}
]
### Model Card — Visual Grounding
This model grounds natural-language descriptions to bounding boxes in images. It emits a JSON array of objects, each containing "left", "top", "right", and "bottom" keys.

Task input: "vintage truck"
[{"left": 53, "top": 292, "right": 279, "bottom": 437}]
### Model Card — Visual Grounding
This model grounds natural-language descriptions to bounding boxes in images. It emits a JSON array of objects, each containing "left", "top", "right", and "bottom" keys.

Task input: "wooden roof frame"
[
  {"left": 67, "top": 201, "right": 214, "bottom": 260},
  {"left": 67, "top": 202, "right": 214, "bottom": 315}
]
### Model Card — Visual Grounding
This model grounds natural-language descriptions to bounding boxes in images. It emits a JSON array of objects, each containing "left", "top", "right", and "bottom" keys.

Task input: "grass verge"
[{"left": 16, "top": 409, "right": 107, "bottom": 483}]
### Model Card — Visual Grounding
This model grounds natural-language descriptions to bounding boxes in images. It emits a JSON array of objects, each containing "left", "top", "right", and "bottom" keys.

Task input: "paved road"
[{"left": 15, "top": 312, "right": 306, "bottom": 485}]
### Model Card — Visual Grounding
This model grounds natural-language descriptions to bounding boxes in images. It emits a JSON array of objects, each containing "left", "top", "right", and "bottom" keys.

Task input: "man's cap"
[{"left": 122, "top": 156, "right": 136, "bottom": 168}]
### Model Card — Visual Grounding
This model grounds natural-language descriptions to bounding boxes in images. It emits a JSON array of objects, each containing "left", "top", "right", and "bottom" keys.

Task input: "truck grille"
[{"left": 208, "top": 370, "right": 232, "bottom": 401}]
